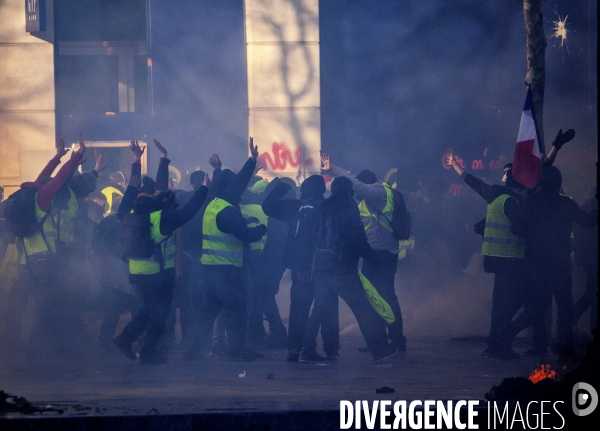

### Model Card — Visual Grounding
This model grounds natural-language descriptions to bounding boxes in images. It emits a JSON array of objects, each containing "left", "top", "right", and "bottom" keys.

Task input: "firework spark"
[{"left": 551, "top": 14, "right": 568, "bottom": 47}]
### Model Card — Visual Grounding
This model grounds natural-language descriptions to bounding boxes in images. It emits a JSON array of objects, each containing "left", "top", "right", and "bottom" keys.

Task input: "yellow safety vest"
[
  {"left": 481, "top": 195, "right": 524, "bottom": 258},
  {"left": 397, "top": 238, "right": 415, "bottom": 260},
  {"left": 358, "top": 271, "right": 395, "bottom": 324},
  {"left": 53, "top": 188, "right": 78, "bottom": 244},
  {"left": 358, "top": 182, "right": 394, "bottom": 233},
  {"left": 19, "top": 193, "right": 57, "bottom": 264},
  {"left": 128, "top": 210, "right": 175, "bottom": 275},
  {"left": 101, "top": 186, "right": 124, "bottom": 214},
  {"left": 201, "top": 198, "right": 243, "bottom": 267},
  {"left": 240, "top": 203, "right": 268, "bottom": 252}
]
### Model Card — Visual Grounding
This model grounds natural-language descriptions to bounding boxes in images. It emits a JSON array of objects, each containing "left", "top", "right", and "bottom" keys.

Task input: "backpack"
[
  {"left": 386, "top": 187, "right": 411, "bottom": 241},
  {"left": 4, "top": 187, "right": 46, "bottom": 238},
  {"left": 119, "top": 212, "right": 156, "bottom": 258},
  {"left": 287, "top": 198, "right": 322, "bottom": 270},
  {"left": 314, "top": 211, "right": 343, "bottom": 261}
]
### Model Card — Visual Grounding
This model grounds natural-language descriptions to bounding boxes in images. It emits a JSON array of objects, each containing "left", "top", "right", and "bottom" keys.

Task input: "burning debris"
[{"left": 528, "top": 363, "right": 559, "bottom": 384}]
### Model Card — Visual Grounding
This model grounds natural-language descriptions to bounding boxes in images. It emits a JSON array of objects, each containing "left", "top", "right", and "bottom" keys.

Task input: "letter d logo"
[{"left": 572, "top": 382, "right": 598, "bottom": 416}]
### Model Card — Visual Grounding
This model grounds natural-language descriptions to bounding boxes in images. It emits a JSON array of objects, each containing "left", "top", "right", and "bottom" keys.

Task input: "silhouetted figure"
[
  {"left": 505, "top": 166, "right": 597, "bottom": 361},
  {"left": 446, "top": 153, "right": 526, "bottom": 359}
]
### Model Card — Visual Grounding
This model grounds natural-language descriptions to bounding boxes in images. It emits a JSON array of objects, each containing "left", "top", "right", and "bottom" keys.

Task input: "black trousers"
[
  {"left": 120, "top": 272, "right": 175, "bottom": 359},
  {"left": 361, "top": 250, "right": 406, "bottom": 348},
  {"left": 286, "top": 271, "right": 315, "bottom": 353},
  {"left": 487, "top": 260, "right": 525, "bottom": 352},
  {"left": 185, "top": 265, "right": 247, "bottom": 356},
  {"left": 305, "top": 271, "right": 389, "bottom": 359},
  {"left": 509, "top": 259, "right": 573, "bottom": 349}
]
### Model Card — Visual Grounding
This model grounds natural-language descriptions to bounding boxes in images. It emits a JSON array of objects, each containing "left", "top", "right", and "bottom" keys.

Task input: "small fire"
[{"left": 528, "top": 363, "right": 559, "bottom": 384}]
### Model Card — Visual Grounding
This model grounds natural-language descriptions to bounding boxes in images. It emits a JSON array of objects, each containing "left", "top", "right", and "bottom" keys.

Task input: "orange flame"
[{"left": 528, "top": 363, "right": 559, "bottom": 383}]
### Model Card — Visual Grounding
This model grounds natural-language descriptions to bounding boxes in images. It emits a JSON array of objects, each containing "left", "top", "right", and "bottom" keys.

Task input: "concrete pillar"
[
  {"left": 0, "top": 0, "right": 56, "bottom": 197},
  {"left": 245, "top": 0, "right": 320, "bottom": 182}
]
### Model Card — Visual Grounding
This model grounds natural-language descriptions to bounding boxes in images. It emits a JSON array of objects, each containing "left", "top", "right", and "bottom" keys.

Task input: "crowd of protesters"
[{"left": 0, "top": 129, "right": 596, "bottom": 366}]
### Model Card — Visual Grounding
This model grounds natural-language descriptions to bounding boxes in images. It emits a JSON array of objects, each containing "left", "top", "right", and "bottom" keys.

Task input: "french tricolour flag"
[{"left": 512, "top": 86, "right": 543, "bottom": 189}]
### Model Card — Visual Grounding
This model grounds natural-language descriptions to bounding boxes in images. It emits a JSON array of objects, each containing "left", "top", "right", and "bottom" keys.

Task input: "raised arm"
[
  {"left": 117, "top": 140, "right": 145, "bottom": 220},
  {"left": 153, "top": 138, "right": 170, "bottom": 191},
  {"left": 543, "top": 129, "right": 575, "bottom": 167},
  {"left": 36, "top": 135, "right": 86, "bottom": 212}
]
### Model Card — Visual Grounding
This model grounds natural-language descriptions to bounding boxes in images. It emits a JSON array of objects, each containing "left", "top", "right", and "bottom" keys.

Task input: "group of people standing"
[
  {"left": 0, "top": 135, "right": 411, "bottom": 365},
  {"left": 446, "top": 128, "right": 597, "bottom": 362},
  {"left": 0, "top": 128, "right": 595, "bottom": 367}
]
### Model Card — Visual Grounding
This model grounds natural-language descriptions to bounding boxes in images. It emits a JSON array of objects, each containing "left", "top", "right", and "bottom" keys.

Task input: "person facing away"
[
  {"left": 302, "top": 176, "right": 397, "bottom": 363},
  {"left": 113, "top": 139, "right": 208, "bottom": 364},
  {"left": 323, "top": 153, "right": 407, "bottom": 352}
]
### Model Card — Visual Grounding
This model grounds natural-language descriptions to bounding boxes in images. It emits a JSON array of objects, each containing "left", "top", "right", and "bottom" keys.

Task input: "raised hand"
[
  {"left": 249, "top": 137, "right": 259, "bottom": 160},
  {"left": 130, "top": 139, "right": 146, "bottom": 159},
  {"left": 553, "top": 129, "right": 575, "bottom": 149},
  {"left": 445, "top": 151, "right": 455, "bottom": 166},
  {"left": 153, "top": 138, "right": 168, "bottom": 158},
  {"left": 202, "top": 172, "right": 210, "bottom": 187},
  {"left": 209, "top": 153, "right": 222, "bottom": 169},
  {"left": 56, "top": 138, "right": 69, "bottom": 158},
  {"left": 253, "top": 160, "right": 264, "bottom": 175},
  {"left": 320, "top": 152, "right": 331, "bottom": 171},
  {"left": 94, "top": 149, "right": 108, "bottom": 172},
  {"left": 76, "top": 132, "right": 86, "bottom": 155}
]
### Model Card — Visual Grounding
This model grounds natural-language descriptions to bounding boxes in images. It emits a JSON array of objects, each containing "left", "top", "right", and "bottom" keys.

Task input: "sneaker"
[
  {"left": 287, "top": 349, "right": 300, "bottom": 362},
  {"left": 373, "top": 345, "right": 398, "bottom": 363},
  {"left": 113, "top": 335, "right": 136, "bottom": 361},
  {"left": 299, "top": 349, "right": 327, "bottom": 363},
  {"left": 326, "top": 353, "right": 340, "bottom": 362}
]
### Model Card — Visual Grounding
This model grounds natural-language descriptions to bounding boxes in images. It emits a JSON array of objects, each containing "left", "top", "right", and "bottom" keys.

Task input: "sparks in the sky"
[{"left": 551, "top": 14, "right": 568, "bottom": 47}]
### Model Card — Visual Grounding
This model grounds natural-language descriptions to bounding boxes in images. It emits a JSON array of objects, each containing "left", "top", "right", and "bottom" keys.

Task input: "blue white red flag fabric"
[{"left": 512, "top": 86, "right": 543, "bottom": 189}]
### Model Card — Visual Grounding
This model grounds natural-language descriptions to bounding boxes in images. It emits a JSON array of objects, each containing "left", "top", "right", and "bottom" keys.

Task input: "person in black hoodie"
[
  {"left": 501, "top": 166, "right": 597, "bottom": 362},
  {"left": 262, "top": 174, "right": 327, "bottom": 362},
  {"left": 304, "top": 176, "right": 397, "bottom": 363}
]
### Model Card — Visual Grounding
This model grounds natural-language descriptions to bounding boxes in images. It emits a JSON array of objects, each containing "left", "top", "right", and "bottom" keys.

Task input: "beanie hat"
[
  {"left": 356, "top": 169, "right": 377, "bottom": 185},
  {"left": 331, "top": 176, "right": 354, "bottom": 196},
  {"left": 300, "top": 175, "right": 326, "bottom": 198}
]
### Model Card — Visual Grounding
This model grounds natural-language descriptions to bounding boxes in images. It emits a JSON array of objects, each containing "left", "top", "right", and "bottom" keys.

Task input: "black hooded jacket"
[{"left": 313, "top": 192, "right": 380, "bottom": 274}]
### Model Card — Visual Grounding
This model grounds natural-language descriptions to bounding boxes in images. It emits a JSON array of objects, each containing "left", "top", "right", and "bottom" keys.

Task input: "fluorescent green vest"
[
  {"left": 397, "top": 238, "right": 415, "bottom": 260},
  {"left": 240, "top": 203, "right": 268, "bottom": 252},
  {"left": 53, "top": 188, "right": 78, "bottom": 244},
  {"left": 19, "top": 194, "right": 57, "bottom": 264},
  {"left": 358, "top": 182, "right": 394, "bottom": 232},
  {"left": 201, "top": 198, "right": 243, "bottom": 267},
  {"left": 481, "top": 195, "right": 524, "bottom": 258},
  {"left": 101, "top": 186, "right": 124, "bottom": 215},
  {"left": 128, "top": 210, "right": 175, "bottom": 275}
]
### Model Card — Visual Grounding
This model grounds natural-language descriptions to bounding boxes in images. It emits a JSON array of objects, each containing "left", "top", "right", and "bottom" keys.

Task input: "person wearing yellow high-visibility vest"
[
  {"left": 446, "top": 152, "right": 526, "bottom": 360},
  {"left": 184, "top": 138, "right": 267, "bottom": 362},
  {"left": 3, "top": 138, "right": 86, "bottom": 351},
  {"left": 323, "top": 154, "right": 408, "bottom": 353},
  {"left": 112, "top": 140, "right": 208, "bottom": 364}
]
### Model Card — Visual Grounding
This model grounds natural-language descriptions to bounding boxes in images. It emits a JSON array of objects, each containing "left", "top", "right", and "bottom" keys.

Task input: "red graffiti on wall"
[
  {"left": 443, "top": 148, "right": 507, "bottom": 171},
  {"left": 449, "top": 183, "right": 466, "bottom": 197},
  {"left": 257, "top": 142, "right": 314, "bottom": 171}
]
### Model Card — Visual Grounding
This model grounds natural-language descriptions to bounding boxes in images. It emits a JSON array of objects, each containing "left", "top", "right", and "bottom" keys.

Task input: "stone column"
[
  {"left": 0, "top": 0, "right": 56, "bottom": 196},
  {"left": 245, "top": 0, "right": 320, "bottom": 183}
]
